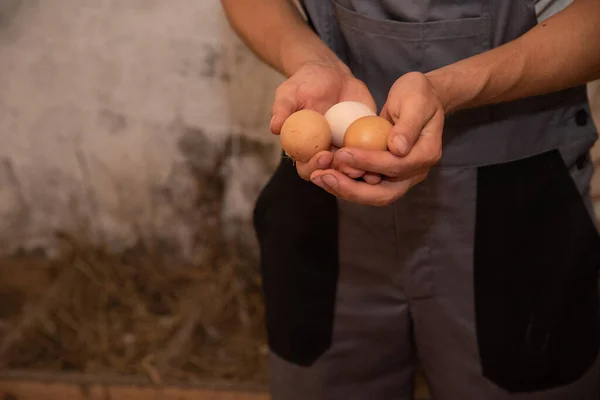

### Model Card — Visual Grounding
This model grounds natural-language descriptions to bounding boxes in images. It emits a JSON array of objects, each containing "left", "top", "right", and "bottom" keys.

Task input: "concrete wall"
[
  {"left": 0, "top": 1, "right": 598, "bottom": 262},
  {"left": 0, "top": 0, "right": 283, "bottom": 262}
]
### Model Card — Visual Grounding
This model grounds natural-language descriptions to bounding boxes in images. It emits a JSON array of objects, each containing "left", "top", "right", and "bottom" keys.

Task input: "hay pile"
[{"left": 0, "top": 233, "right": 268, "bottom": 386}]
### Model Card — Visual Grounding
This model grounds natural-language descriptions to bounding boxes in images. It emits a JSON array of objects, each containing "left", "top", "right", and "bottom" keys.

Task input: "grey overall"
[{"left": 252, "top": 1, "right": 600, "bottom": 399}]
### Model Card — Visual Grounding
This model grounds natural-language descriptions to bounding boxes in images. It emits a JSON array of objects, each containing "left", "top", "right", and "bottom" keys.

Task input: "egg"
[
  {"left": 344, "top": 115, "right": 392, "bottom": 151},
  {"left": 324, "top": 101, "right": 376, "bottom": 147},
  {"left": 280, "top": 109, "right": 332, "bottom": 163}
]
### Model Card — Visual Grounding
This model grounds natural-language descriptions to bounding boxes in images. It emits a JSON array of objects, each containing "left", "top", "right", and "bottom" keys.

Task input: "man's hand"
[
  {"left": 270, "top": 61, "right": 380, "bottom": 182},
  {"left": 310, "top": 72, "right": 445, "bottom": 206},
  {"left": 221, "top": 0, "right": 381, "bottom": 184}
]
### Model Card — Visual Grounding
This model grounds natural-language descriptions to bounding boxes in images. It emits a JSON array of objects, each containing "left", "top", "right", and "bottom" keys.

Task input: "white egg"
[{"left": 324, "top": 101, "right": 376, "bottom": 147}]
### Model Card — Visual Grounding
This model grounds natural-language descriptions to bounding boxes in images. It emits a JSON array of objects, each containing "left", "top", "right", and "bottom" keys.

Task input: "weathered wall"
[
  {"left": 0, "top": 1, "right": 598, "bottom": 262},
  {"left": 0, "top": 0, "right": 283, "bottom": 262}
]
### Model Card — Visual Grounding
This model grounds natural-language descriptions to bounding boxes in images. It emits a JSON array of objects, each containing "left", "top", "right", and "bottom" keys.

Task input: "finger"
[
  {"left": 335, "top": 112, "right": 443, "bottom": 177},
  {"left": 296, "top": 150, "right": 334, "bottom": 180},
  {"left": 333, "top": 148, "right": 403, "bottom": 177},
  {"left": 331, "top": 152, "right": 365, "bottom": 179},
  {"left": 363, "top": 172, "right": 382, "bottom": 185},
  {"left": 310, "top": 169, "right": 412, "bottom": 206},
  {"left": 340, "top": 80, "right": 378, "bottom": 113},
  {"left": 270, "top": 83, "right": 299, "bottom": 135},
  {"left": 311, "top": 169, "right": 429, "bottom": 205},
  {"left": 386, "top": 96, "right": 437, "bottom": 156},
  {"left": 379, "top": 105, "right": 392, "bottom": 123},
  {"left": 386, "top": 110, "right": 444, "bottom": 171},
  {"left": 338, "top": 164, "right": 365, "bottom": 179}
]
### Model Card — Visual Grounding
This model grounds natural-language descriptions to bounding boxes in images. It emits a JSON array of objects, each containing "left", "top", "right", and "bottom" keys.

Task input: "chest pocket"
[
  {"left": 337, "top": 0, "right": 486, "bottom": 23},
  {"left": 331, "top": 0, "right": 492, "bottom": 126}
]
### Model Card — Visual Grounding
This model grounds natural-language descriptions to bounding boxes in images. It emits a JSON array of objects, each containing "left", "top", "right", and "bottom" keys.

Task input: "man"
[{"left": 221, "top": 0, "right": 600, "bottom": 399}]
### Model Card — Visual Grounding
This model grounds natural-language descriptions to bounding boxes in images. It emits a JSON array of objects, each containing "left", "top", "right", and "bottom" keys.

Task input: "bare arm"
[
  {"left": 427, "top": 0, "right": 600, "bottom": 114},
  {"left": 220, "top": 0, "right": 349, "bottom": 77}
]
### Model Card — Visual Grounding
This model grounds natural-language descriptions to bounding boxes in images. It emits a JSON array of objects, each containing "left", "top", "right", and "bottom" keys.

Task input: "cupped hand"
[
  {"left": 311, "top": 72, "right": 445, "bottom": 206},
  {"left": 270, "top": 61, "right": 380, "bottom": 182}
]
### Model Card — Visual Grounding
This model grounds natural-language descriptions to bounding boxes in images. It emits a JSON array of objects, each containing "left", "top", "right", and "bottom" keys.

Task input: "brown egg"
[
  {"left": 343, "top": 115, "right": 392, "bottom": 151},
  {"left": 280, "top": 109, "right": 332, "bottom": 163}
]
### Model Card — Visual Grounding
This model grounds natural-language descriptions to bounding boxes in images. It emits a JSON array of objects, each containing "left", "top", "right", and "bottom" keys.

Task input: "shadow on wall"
[
  {"left": 0, "top": 0, "right": 40, "bottom": 44},
  {"left": 0, "top": 0, "right": 23, "bottom": 33},
  {"left": 213, "top": 11, "right": 283, "bottom": 255},
  {"left": 166, "top": 7, "right": 284, "bottom": 262}
]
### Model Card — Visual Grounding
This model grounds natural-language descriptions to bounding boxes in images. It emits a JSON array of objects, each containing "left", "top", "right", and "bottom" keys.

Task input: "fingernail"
[
  {"left": 393, "top": 135, "right": 409, "bottom": 155},
  {"left": 321, "top": 174, "right": 337, "bottom": 189},
  {"left": 318, "top": 153, "right": 333, "bottom": 168},
  {"left": 270, "top": 115, "right": 278, "bottom": 134},
  {"left": 336, "top": 151, "right": 353, "bottom": 165}
]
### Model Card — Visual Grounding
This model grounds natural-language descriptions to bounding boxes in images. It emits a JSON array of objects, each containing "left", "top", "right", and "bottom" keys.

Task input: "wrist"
[
  {"left": 279, "top": 40, "right": 351, "bottom": 78},
  {"left": 426, "top": 67, "right": 479, "bottom": 115},
  {"left": 425, "top": 41, "right": 528, "bottom": 114}
]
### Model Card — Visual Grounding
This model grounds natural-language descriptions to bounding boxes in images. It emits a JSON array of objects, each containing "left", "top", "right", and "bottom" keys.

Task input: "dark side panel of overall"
[
  {"left": 252, "top": 2, "right": 340, "bottom": 368},
  {"left": 253, "top": 155, "right": 339, "bottom": 366},
  {"left": 474, "top": 149, "right": 600, "bottom": 393}
]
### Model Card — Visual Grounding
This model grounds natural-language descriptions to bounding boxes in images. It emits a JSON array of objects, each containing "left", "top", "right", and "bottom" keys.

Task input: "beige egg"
[
  {"left": 344, "top": 116, "right": 392, "bottom": 151},
  {"left": 324, "top": 101, "right": 376, "bottom": 147},
  {"left": 280, "top": 109, "right": 332, "bottom": 163}
]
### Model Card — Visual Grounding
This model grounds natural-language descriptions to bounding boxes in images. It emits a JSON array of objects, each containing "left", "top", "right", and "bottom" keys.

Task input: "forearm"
[
  {"left": 220, "top": 0, "right": 349, "bottom": 77},
  {"left": 427, "top": 0, "right": 600, "bottom": 114}
]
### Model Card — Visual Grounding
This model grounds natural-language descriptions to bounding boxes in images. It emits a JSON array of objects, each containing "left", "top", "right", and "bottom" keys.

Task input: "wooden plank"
[
  {"left": 0, "top": 379, "right": 433, "bottom": 400},
  {"left": 0, "top": 370, "right": 431, "bottom": 399},
  {"left": 0, "top": 380, "right": 270, "bottom": 400},
  {"left": 0, "top": 370, "right": 269, "bottom": 400},
  {"left": 0, "top": 370, "right": 266, "bottom": 390},
  {"left": 0, "top": 378, "right": 432, "bottom": 400}
]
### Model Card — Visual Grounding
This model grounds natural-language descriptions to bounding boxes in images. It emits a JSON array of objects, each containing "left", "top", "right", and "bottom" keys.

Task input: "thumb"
[
  {"left": 270, "top": 84, "right": 299, "bottom": 135},
  {"left": 382, "top": 102, "right": 429, "bottom": 157}
]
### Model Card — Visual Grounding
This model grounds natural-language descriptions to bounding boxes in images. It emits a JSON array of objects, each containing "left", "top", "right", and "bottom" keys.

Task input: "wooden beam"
[
  {"left": 0, "top": 370, "right": 431, "bottom": 400},
  {"left": 0, "top": 380, "right": 270, "bottom": 400},
  {"left": 0, "top": 371, "right": 270, "bottom": 400}
]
